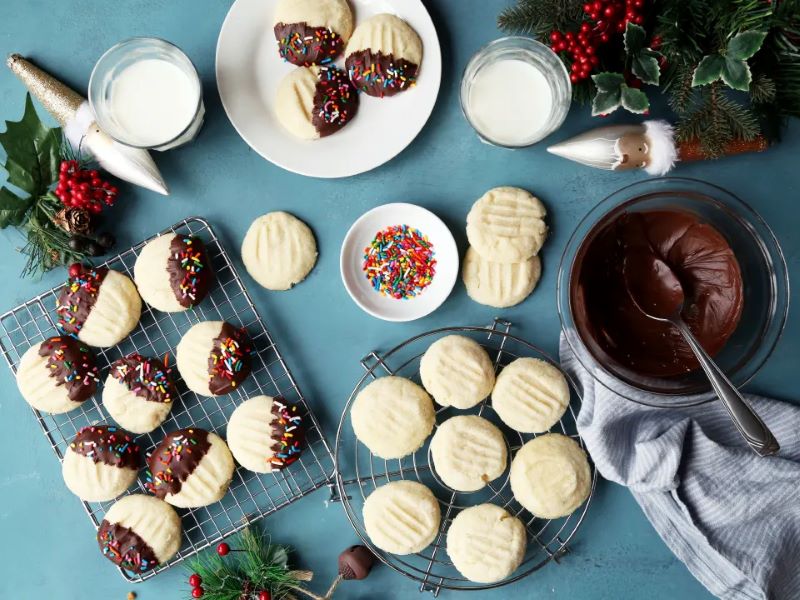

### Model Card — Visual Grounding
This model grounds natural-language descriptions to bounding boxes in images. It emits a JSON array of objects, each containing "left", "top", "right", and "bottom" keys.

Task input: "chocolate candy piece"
[{"left": 338, "top": 545, "right": 375, "bottom": 580}]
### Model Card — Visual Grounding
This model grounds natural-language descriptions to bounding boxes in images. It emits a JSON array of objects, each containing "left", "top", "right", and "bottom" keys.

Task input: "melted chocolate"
[
  {"left": 98, "top": 519, "right": 159, "bottom": 573},
  {"left": 346, "top": 50, "right": 419, "bottom": 97},
  {"left": 70, "top": 425, "right": 140, "bottom": 470},
  {"left": 274, "top": 22, "right": 345, "bottom": 66},
  {"left": 338, "top": 545, "right": 375, "bottom": 580},
  {"left": 146, "top": 428, "right": 211, "bottom": 499},
  {"left": 167, "top": 235, "right": 212, "bottom": 308},
  {"left": 56, "top": 266, "right": 108, "bottom": 337},
  {"left": 111, "top": 353, "right": 176, "bottom": 404},
  {"left": 38, "top": 336, "right": 98, "bottom": 403},
  {"left": 311, "top": 66, "right": 359, "bottom": 138},
  {"left": 208, "top": 323, "right": 252, "bottom": 396},
  {"left": 269, "top": 398, "right": 305, "bottom": 470},
  {"left": 571, "top": 209, "right": 744, "bottom": 377}
]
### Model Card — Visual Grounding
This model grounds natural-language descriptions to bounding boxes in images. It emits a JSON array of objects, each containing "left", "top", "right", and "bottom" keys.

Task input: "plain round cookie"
[
  {"left": 103, "top": 354, "right": 177, "bottom": 434},
  {"left": 466, "top": 187, "right": 548, "bottom": 263},
  {"left": 242, "top": 212, "right": 318, "bottom": 291},
  {"left": 351, "top": 376, "right": 435, "bottom": 459},
  {"left": 446, "top": 504, "right": 526, "bottom": 583},
  {"left": 56, "top": 266, "right": 141, "bottom": 347},
  {"left": 98, "top": 494, "right": 182, "bottom": 573},
  {"left": 176, "top": 321, "right": 252, "bottom": 396},
  {"left": 227, "top": 395, "right": 305, "bottom": 473},
  {"left": 510, "top": 433, "right": 591, "bottom": 519},
  {"left": 275, "top": 66, "right": 359, "bottom": 140},
  {"left": 134, "top": 234, "right": 213, "bottom": 312},
  {"left": 419, "top": 335, "right": 495, "bottom": 409},
  {"left": 430, "top": 416, "right": 507, "bottom": 492},
  {"left": 363, "top": 480, "right": 440, "bottom": 555},
  {"left": 146, "top": 429, "right": 235, "bottom": 508},
  {"left": 16, "top": 337, "right": 99, "bottom": 414},
  {"left": 492, "top": 358, "right": 570, "bottom": 433},
  {"left": 62, "top": 425, "right": 140, "bottom": 502},
  {"left": 462, "top": 246, "right": 541, "bottom": 308},
  {"left": 273, "top": 0, "right": 353, "bottom": 66},
  {"left": 345, "top": 14, "right": 422, "bottom": 97}
]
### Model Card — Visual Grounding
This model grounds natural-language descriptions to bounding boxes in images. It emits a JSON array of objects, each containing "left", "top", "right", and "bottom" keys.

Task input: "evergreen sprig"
[{"left": 497, "top": 0, "right": 583, "bottom": 37}]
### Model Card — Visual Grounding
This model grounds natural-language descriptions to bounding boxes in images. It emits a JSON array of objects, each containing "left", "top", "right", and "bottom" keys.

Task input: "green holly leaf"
[
  {"left": 620, "top": 85, "right": 650, "bottom": 113},
  {"left": 727, "top": 31, "right": 767, "bottom": 61},
  {"left": 592, "top": 72, "right": 625, "bottom": 93},
  {"left": 0, "top": 187, "right": 34, "bottom": 228},
  {"left": 692, "top": 54, "right": 725, "bottom": 86},
  {"left": 624, "top": 22, "right": 647, "bottom": 54},
  {"left": 0, "top": 94, "right": 62, "bottom": 198},
  {"left": 592, "top": 89, "right": 622, "bottom": 116},
  {"left": 632, "top": 53, "right": 661, "bottom": 85},
  {"left": 721, "top": 57, "right": 752, "bottom": 91}
]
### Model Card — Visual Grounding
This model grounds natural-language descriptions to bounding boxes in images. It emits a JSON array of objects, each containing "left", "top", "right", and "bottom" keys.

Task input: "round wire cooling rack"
[{"left": 333, "top": 319, "right": 597, "bottom": 595}]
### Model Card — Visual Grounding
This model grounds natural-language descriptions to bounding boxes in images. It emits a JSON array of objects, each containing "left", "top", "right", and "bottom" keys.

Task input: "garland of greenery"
[{"left": 498, "top": 0, "right": 800, "bottom": 157}]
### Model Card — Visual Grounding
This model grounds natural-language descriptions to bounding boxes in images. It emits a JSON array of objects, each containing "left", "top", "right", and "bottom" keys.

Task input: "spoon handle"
[{"left": 673, "top": 319, "right": 780, "bottom": 457}]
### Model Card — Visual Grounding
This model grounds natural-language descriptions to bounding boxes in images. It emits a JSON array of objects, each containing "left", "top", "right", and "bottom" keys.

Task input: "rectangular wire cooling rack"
[{"left": 0, "top": 217, "right": 335, "bottom": 582}]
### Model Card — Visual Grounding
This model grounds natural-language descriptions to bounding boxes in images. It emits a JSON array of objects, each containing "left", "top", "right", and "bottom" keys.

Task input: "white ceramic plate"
[
  {"left": 340, "top": 203, "right": 458, "bottom": 322},
  {"left": 216, "top": 0, "right": 442, "bottom": 178}
]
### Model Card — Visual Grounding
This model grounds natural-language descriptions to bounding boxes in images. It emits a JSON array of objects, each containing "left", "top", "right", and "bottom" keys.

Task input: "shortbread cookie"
[
  {"left": 363, "top": 480, "right": 440, "bottom": 555},
  {"left": 176, "top": 321, "right": 252, "bottom": 396},
  {"left": 273, "top": 0, "right": 353, "bottom": 66},
  {"left": 345, "top": 14, "right": 422, "bottom": 97},
  {"left": 275, "top": 66, "right": 359, "bottom": 140},
  {"left": 492, "top": 358, "right": 569, "bottom": 433},
  {"left": 62, "top": 425, "right": 140, "bottom": 502},
  {"left": 446, "top": 504, "right": 526, "bottom": 583},
  {"left": 134, "top": 234, "right": 213, "bottom": 312},
  {"left": 419, "top": 335, "right": 495, "bottom": 409},
  {"left": 17, "top": 336, "right": 99, "bottom": 414},
  {"left": 146, "top": 428, "right": 235, "bottom": 508},
  {"left": 103, "top": 354, "right": 177, "bottom": 434},
  {"left": 98, "top": 494, "right": 182, "bottom": 573},
  {"left": 466, "top": 187, "right": 548, "bottom": 263},
  {"left": 510, "top": 433, "right": 591, "bottom": 519},
  {"left": 241, "top": 212, "right": 318, "bottom": 291},
  {"left": 430, "top": 416, "right": 507, "bottom": 492},
  {"left": 462, "top": 247, "right": 541, "bottom": 308},
  {"left": 227, "top": 395, "right": 305, "bottom": 473},
  {"left": 56, "top": 265, "right": 141, "bottom": 347},
  {"left": 351, "top": 376, "right": 435, "bottom": 459}
]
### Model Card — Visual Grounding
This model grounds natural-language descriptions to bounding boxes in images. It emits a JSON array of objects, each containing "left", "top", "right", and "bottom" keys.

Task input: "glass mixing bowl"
[{"left": 557, "top": 177, "right": 790, "bottom": 407}]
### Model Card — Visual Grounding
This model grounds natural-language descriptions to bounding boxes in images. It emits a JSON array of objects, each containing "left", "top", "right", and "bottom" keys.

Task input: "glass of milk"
[
  {"left": 461, "top": 37, "right": 571, "bottom": 148},
  {"left": 89, "top": 37, "right": 204, "bottom": 151}
]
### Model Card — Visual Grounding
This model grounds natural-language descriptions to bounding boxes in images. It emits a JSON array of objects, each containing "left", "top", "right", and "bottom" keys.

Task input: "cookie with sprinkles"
[
  {"left": 98, "top": 494, "right": 181, "bottom": 573},
  {"left": 16, "top": 336, "right": 99, "bottom": 414},
  {"left": 273, "top": 0, "right": 353, "bottom": 66},
  {"left": 56, "top": 264, "right": 142, "bottom": 348},
  {"left": 226, "top": 395, "right": 306, "bottom": 473},
  {"left": 62, "top": 425, "right": 140, "bottom": 502},
  {"left": 145, "top": 428, "right": 235, "bottom": 508},
  {"left": 176, "top": 320, "right": 253, "bottom": 397},
  {"left": 345, "top": 14, "right": 422, "bottom": 98},
  {"left": 103, "top": 353, "right": 177, "bottom": 434},
  {"left": 275, "top": 65, "right": 359, "bottom": 140},
  {"left": 134, "top": 234, "right": 213, "bottom": 313}
]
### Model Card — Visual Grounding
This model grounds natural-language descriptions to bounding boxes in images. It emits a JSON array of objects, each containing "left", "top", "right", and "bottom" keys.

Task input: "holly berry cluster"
[
  {"left": 188, "top": 543, "right": 272, "bottom": 600},
  {"left": 549, "top": 0, "right": 646, "bottom": 83},
  {"left": 55, "top": 159, "right": 119, "bottom": 214}
]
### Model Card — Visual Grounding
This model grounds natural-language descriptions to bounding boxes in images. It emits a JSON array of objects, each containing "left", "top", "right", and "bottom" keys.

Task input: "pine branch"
[
  {"left": 750, "top": 73, "right": 777, "bottom": 103},
  {"left": 665, "top": 61, "right": 698, "bottom": 115},
  {"left": 497, "top": 0, "right": 583, "bottom": 37}
]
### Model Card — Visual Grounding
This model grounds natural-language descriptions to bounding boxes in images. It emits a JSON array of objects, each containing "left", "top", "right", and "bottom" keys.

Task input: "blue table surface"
[{"left": 1, "top": 1, "right": 798, "bottom": 598}]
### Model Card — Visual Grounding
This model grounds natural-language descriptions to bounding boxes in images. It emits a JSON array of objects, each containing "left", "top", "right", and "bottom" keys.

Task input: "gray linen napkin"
[{"left": 559, "top": 332, "right": 800, "bottom": 600}]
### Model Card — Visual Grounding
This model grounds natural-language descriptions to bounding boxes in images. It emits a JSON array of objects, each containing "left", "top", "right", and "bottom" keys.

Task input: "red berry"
[
  {"left": 600, "top": 33, "right": 610, "bottom": 42},
  {"left": 550, "top": 31, "right": 562, "bottom": 43},
  {"left": 590, "top": 55, "right": 600, "bottom": 66},
  {"left": 583, "top": 2, "right": 593, "bottom": 12},
  {"left": 60, "top": 161, "right": 69, "bottom": 172},
  {"left": 616, "top": 21, "right": 626, "bottom": 31},
  {"left": 109, "top": 185, "right": 118, "bottom": 195},
  {"left": 189, "top": 573, "right": 202, "bottom": 587},
  {"left": 634, "top": 0, "right": 643, "bottom": 6},
  {"left": 217, "top": 542, "right": 230, "bottom": 556},
  {"left": 88, "top": 170, "right": 99, "bottom": 179},
  {"left": 633, "top": 15, "right": 643, "bottom": 24},
  {"left": 68, "top": 263, "right": 82, "bottom": 278},
  {"left": 570, "top": 73, "right": 579, "bottom": 83},
  {"left": 593, "top": 0, "right": 603, "bottom": 10},
  {"left": 89, "top": 203, "right": 102, "bottom": 214},
  {"left": 258, "top": 592, "right": 271, "bottom": 600},
  {"left": 604, "top": 5, "right": 615, "bottom": 16},
  {"left": 581, "top": 22, "right": 591, "bottom": 33},
  {"left": 192, "top": 587, "right": 204, "bottom": 599}
]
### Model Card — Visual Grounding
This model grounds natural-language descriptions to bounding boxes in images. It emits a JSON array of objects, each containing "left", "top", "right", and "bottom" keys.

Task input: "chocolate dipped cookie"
[
  {"left": 175, "top": 321, "right": 252, "bottom": 397},
  {"left": 273, "top": 0, "right": 353, "bottom": 66}
]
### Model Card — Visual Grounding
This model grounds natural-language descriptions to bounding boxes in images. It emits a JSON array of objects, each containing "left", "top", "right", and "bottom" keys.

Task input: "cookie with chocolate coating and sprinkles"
[{"left": 273, "top": 0, "right": 353, "bottom": 66}]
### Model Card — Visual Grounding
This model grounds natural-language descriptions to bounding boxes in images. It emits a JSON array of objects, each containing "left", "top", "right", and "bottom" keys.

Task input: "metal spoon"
[{"left": 624, "top": 254, "right": 779, "bottom": 457}]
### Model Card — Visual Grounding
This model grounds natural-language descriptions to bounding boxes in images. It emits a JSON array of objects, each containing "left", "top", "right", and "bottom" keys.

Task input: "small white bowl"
[{"left": 340, "top": 203, "right": 459, "bottom": 322}]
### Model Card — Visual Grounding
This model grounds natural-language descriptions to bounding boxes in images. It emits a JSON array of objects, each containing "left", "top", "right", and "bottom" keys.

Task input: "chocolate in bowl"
[{"left": 557, "top": 178, "right": 789, "bottom": 406}]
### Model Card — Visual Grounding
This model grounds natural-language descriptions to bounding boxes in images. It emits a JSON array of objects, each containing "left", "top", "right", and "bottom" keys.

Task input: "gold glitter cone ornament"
[{"left": 6, "top": 54, "right": 169, "bottom": 195}]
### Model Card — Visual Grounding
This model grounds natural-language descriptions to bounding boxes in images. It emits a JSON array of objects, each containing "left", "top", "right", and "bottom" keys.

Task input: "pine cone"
[{"left": 53, "top": 208, "right": 92, "bottom": 235}]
